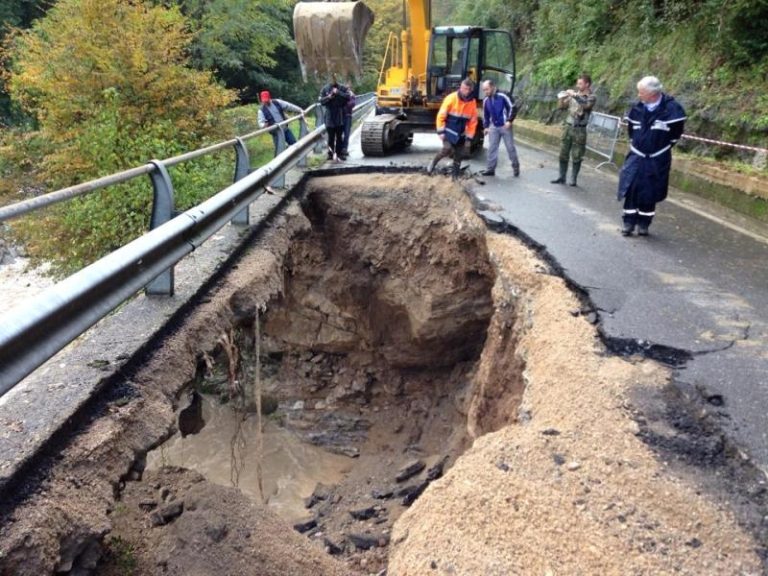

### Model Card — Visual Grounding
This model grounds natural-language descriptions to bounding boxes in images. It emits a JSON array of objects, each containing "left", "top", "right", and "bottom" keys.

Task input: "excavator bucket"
[{"left": 293, "top": 1, "right": 374, "bottom": 82}]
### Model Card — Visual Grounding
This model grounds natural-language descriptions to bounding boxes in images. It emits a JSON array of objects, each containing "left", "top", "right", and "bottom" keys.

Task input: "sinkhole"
[{"left": 145, "top": 172, "right": 527, "bottom": 572}]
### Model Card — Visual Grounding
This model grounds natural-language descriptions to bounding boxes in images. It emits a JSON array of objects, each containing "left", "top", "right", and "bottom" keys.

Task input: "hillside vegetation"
[{"left": 443, "top": 0, "right": 768, "bottom": 160}]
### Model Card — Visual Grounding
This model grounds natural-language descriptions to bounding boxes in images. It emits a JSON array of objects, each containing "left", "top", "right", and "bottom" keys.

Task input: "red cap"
[{"left": 260, "top": 90, "right": 271, "bottom": 103}]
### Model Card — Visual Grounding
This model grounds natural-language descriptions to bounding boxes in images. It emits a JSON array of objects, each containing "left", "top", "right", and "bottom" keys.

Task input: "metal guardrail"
[{"left": 0, "top": 94, "right": 375, "bottom": 396}]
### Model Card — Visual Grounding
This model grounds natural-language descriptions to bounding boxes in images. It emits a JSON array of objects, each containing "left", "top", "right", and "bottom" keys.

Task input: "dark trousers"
[
  {"left": 327, "top": 126, "right": 344, "bottom": 157},
  {"left": 270, "top": 128, "right": 296, "bottom": 154},
  {"left": 431, "top": 139, "right": 466, "bottom": 170},
  {"left": 622, "top": 184, "right": 656, "bottom": 229}
]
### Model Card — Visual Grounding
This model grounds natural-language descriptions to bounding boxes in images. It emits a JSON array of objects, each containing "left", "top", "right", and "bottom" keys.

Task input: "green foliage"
[{"left": 1, "top": 0, "right": 237, "bottom": 274}]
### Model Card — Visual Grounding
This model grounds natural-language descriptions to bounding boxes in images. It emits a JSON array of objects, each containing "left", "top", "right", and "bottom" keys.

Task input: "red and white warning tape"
[
  {"left": 680, "top": 133, "right": 768, "bottom": 154},
  {"left": 617, "top": 118, "right": 767, "bottom": 154}
]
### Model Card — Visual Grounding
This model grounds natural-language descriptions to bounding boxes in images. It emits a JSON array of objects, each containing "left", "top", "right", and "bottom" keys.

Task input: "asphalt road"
[{"left": 346, "top": 128, "right": 768, "bottom": 474}]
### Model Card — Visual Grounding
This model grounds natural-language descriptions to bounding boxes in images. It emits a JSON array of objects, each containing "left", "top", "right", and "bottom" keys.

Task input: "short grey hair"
[{"left": 637, "top": 76, "right": 663, "bottom": 94}]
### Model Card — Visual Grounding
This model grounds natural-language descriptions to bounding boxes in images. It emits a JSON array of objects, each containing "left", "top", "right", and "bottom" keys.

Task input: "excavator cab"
[{"left": 427, "top": 27, "right": 516, "bottom": 102}]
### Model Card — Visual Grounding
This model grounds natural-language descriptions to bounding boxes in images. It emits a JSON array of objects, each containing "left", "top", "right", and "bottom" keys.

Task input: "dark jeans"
[
  {"left": 327, "top": 126, "right": 344, "bottom": 157},
  {"left": 270, "top": 128, "right": 296, "bottom": 154},
  {"left": 342, "top": 115, "right": 352, "bottom": 153}
]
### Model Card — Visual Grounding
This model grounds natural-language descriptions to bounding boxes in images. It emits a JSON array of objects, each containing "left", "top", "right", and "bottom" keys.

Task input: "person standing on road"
[
  {"left": 319, "top": 75, "right": 351, "bottom": 162},
  {"left": 427, "top": 78, "right": 478, "bottom": 180},
  {"left": 341, "top": 87, "right": 356, "bottom": 159},
  {"left": 551, "top": 73, "right": 596, "bottom": 187},
  {"left": 617, "top": 76, "right": 686, "bottom": 237},
  {"left": 479, "top": 79, "right": 520, "bottom": 177},
  {"left": 257, "top": 91, "right": 304, "bottom": 154}
]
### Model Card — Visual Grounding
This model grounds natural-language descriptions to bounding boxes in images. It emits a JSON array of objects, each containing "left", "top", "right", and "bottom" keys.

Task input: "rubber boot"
[
  {"left": 451, "top": 162, "right": 461, "bottom": 181},
  {"left": 551, "top": 160, "right": 567, "bottom": 184},
  {"left": 568, "top": 161, "right": 581, "bottom": 186}
]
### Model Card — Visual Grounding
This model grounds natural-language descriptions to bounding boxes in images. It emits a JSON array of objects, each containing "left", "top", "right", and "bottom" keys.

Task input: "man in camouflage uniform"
[{"left": 551, "top": 73, "right": 596, "bottom": 187}]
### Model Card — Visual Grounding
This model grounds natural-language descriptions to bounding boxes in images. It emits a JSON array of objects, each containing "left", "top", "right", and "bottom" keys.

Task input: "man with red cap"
[{"left": 257, "top": 90, "right": 304, "bottom": 154}]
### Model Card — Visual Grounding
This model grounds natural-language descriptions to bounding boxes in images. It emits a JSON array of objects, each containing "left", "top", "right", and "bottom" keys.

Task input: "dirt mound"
[
  {"left": 388, "top": 234, "right": 764, "bottom": 575},
  {"left": 100, "top": 467, "right": 359, "bottom": 576}
]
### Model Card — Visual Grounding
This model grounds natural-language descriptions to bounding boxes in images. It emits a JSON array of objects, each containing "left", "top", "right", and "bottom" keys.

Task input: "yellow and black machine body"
[{"left": 293, "top": 0, "right": 516, "bottom": 156}]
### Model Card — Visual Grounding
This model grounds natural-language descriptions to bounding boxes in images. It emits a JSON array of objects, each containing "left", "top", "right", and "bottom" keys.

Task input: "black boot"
[
  {"left": 551, "top": 159, "right": 567, "bottom": 184},
  {"left": 451, "top": 162, "right": 461, "bottom": 180},
  {"left": 568, "top": 161, "right": 581, "bottom": 186}
]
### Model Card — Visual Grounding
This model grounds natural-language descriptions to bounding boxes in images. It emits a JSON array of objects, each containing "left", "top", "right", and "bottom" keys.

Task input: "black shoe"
[
  {"left": 568, "top": 181, "right": 577, "bottom": 187},
  {"left": 480, "top": 169, "right": 495, "bottom": 176},
  {"left": 637, "top": 226, "right": 649, "bottom": 236},
  {"left": 621, "top": 223, "right": 635, "bottom": 236},
  {"left": 327, "top": 152, "right": 334, "bottom": 160},
  {"left": 551, "top": 177, "right": 566, "bottom": 184},
  {"left": 513, "top": 168, "right": 520, "bottom": 177}
]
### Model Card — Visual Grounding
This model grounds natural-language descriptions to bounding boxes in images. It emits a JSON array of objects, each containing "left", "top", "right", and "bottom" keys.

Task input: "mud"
[{"left": 0, "top": 172, "right": 765, "bottom": 576}]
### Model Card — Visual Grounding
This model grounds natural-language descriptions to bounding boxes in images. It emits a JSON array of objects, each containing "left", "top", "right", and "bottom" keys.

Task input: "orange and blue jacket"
[{"left": 436, "top": 91, "right": 478, "bottom": 144}]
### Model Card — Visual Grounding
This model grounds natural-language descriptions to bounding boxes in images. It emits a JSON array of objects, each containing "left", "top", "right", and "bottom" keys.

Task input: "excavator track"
[{"left": 361, "top": 118, "right": 391, "bottom": 157}]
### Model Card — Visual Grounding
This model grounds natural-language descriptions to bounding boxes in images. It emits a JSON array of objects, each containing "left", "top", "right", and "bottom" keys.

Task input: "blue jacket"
[
  {"left": 483, "top": 92, "right": 517, "bottom": 129},
  {"left": 617, "top": 94, "right": 686, "bottom": 204}
]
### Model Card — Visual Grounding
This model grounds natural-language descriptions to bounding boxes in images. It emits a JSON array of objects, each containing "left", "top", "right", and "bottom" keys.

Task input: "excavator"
[{"left": 293, "top": 0, "right": 516, "bottom": 156}]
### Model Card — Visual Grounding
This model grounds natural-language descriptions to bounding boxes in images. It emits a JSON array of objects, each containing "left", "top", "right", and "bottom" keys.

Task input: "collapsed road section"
[{"left": 0, "top": 172, "right": 765, "bottom": 575}]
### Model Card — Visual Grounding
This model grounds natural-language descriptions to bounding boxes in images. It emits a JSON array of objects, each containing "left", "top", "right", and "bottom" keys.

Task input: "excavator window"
[
  {"left": 427, "top": 34, "right": 470, "bottom": 100},
  {"left": 480, "top": 30, "right": 516, "bottom": 95}
]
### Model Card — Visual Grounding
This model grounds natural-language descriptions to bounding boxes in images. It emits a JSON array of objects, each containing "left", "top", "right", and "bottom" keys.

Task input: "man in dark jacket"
[
  {"left": 617, "top": 76, "right": 686, "bottom": 236},
  {"left": 319, "top": 76, "right": 351, "bottom": 161}
]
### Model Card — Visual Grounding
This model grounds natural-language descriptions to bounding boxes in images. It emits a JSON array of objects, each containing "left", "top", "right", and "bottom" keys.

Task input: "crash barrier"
[
  {"left": 0, "top": 95, "right": 375, "bottom": 396},
  {"left": 586, "top": 111, "right": 621, "bottom": 170}
]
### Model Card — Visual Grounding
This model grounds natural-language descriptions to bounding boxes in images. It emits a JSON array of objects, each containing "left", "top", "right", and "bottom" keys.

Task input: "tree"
[
  {"left": 0, "top": 0, "right": 48, "bottom": 125},
  {"left": 179, "top": 0, "right": 297, "bottom": 103},
  {"left": 3, "top": 0, "right": 236, "bottom": 272}
]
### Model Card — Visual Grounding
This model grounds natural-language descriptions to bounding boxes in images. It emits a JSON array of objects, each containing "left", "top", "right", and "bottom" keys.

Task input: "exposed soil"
[{"left": 0, "top": 173, "right": 765, "bottom": 576}]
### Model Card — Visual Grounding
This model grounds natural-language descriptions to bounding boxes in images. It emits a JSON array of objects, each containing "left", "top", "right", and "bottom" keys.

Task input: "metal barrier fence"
[
  {"left": 0, "top": 94, "right": 375, "bottom": 395},
  {"left": 586, "top": 111, "right": 621, "bottom": 170}
]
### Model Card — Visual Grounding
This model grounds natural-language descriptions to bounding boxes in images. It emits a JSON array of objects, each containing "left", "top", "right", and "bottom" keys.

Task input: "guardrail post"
[
  {"left": 298, "top": 117, "right": 309, "bottom": 168},
  {"left": 273, "top": 127, "right": 286, "bottom": 188},
  {"left": 231, "top": 138, "right": 250, "bottom": 226},
  {"left": 314, "top": 106, "right": 326, "bottom": 154},
  {"left": 146, "top": 160, "right": 175, "bottom": 296}
]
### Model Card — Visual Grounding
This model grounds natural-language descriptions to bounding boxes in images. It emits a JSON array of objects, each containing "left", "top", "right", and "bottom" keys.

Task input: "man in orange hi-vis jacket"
[{"left": 427, "top": 78, "right": 479, "bottom": 180}]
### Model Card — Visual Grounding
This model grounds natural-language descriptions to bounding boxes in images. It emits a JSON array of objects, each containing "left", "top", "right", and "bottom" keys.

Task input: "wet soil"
[{"left": 0, "top": 173, "right": 765, "bottom": 576}]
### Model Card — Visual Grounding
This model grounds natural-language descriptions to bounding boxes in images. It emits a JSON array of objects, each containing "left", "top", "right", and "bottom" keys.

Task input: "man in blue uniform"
[{"left": 617, "top": 76, "right": 686, "bottom": 236}]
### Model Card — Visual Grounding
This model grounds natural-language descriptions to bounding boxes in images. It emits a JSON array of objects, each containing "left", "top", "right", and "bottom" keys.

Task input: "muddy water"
[{"left": 146, "top": 394, "right": 353, "bottom": 524}]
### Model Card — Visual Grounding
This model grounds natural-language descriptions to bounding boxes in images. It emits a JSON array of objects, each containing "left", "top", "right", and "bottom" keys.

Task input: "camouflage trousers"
[{"left": 558, "top": 125, "right": 587, "bottom": 164}]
